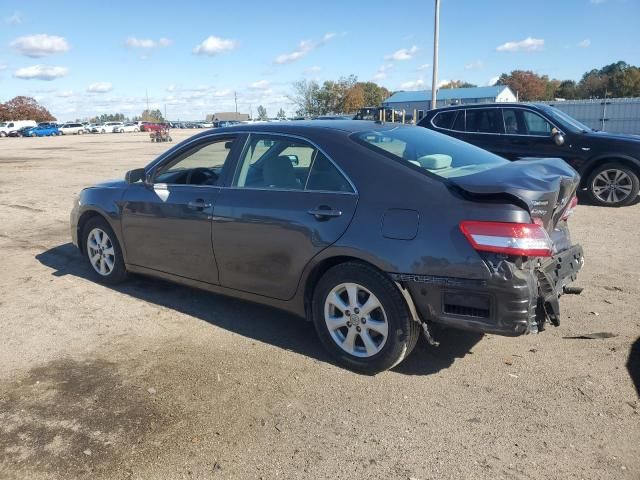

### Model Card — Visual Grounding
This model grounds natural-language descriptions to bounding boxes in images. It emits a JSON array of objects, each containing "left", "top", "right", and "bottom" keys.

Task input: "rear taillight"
[
  {"left": 459, "top": 221, "right": 553, "bottom": 257},
  {"left": 562, "top": 195, "right": 578, "bottom": 220}
]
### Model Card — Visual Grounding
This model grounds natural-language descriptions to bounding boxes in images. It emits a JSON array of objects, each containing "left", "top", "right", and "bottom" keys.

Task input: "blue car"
[{"left": 24, "top": 124, "right": 62, "bottom": 137}]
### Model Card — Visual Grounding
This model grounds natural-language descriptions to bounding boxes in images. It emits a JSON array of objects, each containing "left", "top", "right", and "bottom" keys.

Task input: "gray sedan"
[{"left": 70, "top": 121, "right": 583, "bottom": 373}]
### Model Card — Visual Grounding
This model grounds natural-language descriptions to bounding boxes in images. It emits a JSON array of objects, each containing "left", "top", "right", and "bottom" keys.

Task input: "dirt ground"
[{"left": 0, "top": 131, "right": 638, "bottom": 480}]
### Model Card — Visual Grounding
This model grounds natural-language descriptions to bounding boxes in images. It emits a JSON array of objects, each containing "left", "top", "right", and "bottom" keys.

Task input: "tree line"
[
  {"left": 2, "top": 61, "right": 638, "bottom": 122},
  {"left": 496, "top": 61, "right": 640, "bottom": 101}
]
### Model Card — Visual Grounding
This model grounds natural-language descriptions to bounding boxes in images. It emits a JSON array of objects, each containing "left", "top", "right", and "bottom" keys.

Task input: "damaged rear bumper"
[{"left": 392, "top": 244, "right": 584, "bottom": 336}]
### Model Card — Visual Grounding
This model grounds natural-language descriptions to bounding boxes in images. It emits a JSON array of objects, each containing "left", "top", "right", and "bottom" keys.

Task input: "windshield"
[
  {"left": 352, "top": 126, "right": 507, "bottom": 179},
  {"left": 539, "top": 105, "right": 592, "bottom": 134}
]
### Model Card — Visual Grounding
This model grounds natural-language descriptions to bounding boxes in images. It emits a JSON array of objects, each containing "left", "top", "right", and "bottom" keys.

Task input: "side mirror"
[
  {"left": 125, "top": 168, "right": 146, "bottom": 184},
  {"left": 287, "top": 154, "right": 299, "bottom": 166},
  {"left": 553, "top": 132, "right": 565, "bottom": 146}
]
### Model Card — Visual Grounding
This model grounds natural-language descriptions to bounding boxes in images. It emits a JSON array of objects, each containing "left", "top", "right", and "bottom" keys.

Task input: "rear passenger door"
[
  {"left": 460, "top": 107, "right": 507, "bottom": 155},
  {"left": 211, "top": 133, "right": 358, "bottom": 300}
]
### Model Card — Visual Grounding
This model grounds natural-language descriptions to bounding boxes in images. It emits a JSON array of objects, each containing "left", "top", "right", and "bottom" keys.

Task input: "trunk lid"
[{"left": 449, "top": 158, "right": 580, "bottom": 231}]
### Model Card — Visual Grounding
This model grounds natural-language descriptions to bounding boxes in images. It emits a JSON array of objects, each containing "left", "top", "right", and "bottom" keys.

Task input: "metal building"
[
  {"left": 382, "top": 86, "right": 516, "bottom": 121},
  {"left": 538, "top": 97, "right": 640, "bottom": 135}
]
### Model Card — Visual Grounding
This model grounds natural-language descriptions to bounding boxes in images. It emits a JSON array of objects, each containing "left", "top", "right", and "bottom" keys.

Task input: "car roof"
[
  {"left": 198, "top": 120, "right": 409, "bottom": 137},
  {"left": 428, "top": 102, "right": 547, "bottom": 113}
]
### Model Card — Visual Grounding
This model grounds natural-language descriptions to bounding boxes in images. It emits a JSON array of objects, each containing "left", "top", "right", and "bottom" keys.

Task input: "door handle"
[
  {"left": 307, "top": 206, "right": 342, "bottom": 220},
  {"left": 188, "top": 199, "right": 212, "bottom": 211}
]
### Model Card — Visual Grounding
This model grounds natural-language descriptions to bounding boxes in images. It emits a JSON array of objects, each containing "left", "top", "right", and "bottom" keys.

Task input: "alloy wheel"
[
  {"left": 324, "top": 283, "right": 388, "bottom": 358},
  {"left": 87, "top": 228, "right": 115, "bottom": 276},
  {"left": 591, "top": 168, "right": 633, "bottom": 204}
]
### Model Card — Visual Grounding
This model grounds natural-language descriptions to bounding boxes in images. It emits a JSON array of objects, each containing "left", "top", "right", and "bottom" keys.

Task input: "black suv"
[{"left": 419, "top": 103, "right": 640, "bottom": 207}]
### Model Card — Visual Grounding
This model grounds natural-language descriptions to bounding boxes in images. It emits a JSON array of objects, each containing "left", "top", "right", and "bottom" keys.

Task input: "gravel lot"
[{"left": 0, "top": 131, "right": 638, "bottom": 480}]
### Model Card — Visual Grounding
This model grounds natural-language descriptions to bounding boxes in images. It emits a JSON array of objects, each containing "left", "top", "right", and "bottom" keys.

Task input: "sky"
[{"left": 0, "top": 0, "right": 638, "bottom": 121}]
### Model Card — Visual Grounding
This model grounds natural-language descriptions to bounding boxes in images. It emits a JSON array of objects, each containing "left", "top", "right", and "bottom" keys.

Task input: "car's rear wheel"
[
  {"left": 586, "top": 162, "right": 639, "bottom": 207},
  {"left": 83, "top": 217, "right": 128, "bottom": 284},
  {"left": 312, "top": 262, "right": 420, "bottom": 374},
  {"left": 0, "top": 132, "right": 7, "bottom": 137}
]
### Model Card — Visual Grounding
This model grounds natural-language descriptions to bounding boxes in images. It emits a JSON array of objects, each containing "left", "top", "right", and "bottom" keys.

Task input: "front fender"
[{"left": 75, "top": 187, "right": 127, "bottom": 260}]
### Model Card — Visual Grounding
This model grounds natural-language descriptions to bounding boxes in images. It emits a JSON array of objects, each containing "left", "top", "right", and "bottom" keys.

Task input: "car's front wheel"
[
  {"left": 312, "top": 262, "right": 420, "bottom": 374},
  {"left": 586, "top": 162, "right": 639, "bottom": 207},
  {"left": 83, "top": 217, "right": 128, "bottom": 284}
]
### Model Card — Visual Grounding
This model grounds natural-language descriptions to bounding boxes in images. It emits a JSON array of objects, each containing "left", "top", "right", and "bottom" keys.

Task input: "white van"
[{"left": 0, "top": 120, "right": 37, "bottom": 137}]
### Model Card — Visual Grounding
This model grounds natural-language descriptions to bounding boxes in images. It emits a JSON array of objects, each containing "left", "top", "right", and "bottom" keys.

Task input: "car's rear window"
[{"left": 352, "top": 126, "right": 507, "bottom": 179}]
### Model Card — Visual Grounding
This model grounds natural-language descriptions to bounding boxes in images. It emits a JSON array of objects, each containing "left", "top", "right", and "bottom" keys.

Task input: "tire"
[
  {"left": 78, "top": 130, "right": 83, "bottom": 135},
  {"left": 311, "top": 262, "right": 420, "bottom": 374},
  {"left": 586, "top": 162, "right": 639, "bottom": 207},
  {"left": 0, "top": 132, "right": 6, "bottom": 137},
  {"left": 134, "top": 128, "right": 139, "bottom": 132},
  {"left": 82, "top": 217, "right": 128, "bottom": 284}
]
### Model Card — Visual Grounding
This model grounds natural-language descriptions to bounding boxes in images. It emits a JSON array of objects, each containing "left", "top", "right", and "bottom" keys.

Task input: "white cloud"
[
  {"left": 10, "top": 34, "right": 70, "bottom": 58},
  {"left": 193, "top": 36, "right": 237, "bottom": 56},
  {"left": 385, "top": 45, "right": 418, "bottom": 61},
  {"left": 166, "top": 84, "right": 176, "bottom": 92},
  {"left": 14, "top": 65, "right": 68, "bottom": 80},
  {"left": 87, "top": 82, "right": 113, "bottom": 93},
  {"left": 4, "top": 12, "right": 22, "bottom": 25},
  {"left": 249, "top": 80, "right": 270, "bottom": 90},
  {"left": 373, "top": 64, "right": 393, "bottom": 81},
  {"left": 496, "top": 37, "right": 544, "bottom": 52},
  {"left": 0, "top": 64, "right": 7, "bottom": 71},
  {"left": 577, "top": 39, "right": 591, "bottom": 48},
  {"left": 399, "top": 78, "right": 425, "bottom": 90},
  {"left": 56, "top": 90, "right": 74, "bottom": 97},
  {"left": 274, "top": 33, "right": 337, "bottom": 64},
  {"left": 486, "top": 75, "right": 500, "bottom": 86},
  {"left": 464, "top": 60, "right": 484, "bottom": 70},
  {"left": 125, "top": 36, "right": 172, "bottom": 49},
  {"left": 416, "top": 63, "right": 430, "bottom": 71},
  {"left": 213, "top": 89, "right": 232, "bottom": 97}
]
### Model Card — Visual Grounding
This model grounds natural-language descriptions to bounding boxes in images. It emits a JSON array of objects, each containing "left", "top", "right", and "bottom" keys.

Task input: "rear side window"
[
  {"left": 432, "top": 110, "right": 457, "bottom": 129},
  {"left": 307, "top": 153, "right": 352, "bottom": 192},
  {"left": 465, "top": 108, "right": 504, "bottom": 134}
]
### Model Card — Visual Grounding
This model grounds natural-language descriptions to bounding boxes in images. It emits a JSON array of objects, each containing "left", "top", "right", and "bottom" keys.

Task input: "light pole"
[{"left": 431, "top": 0, "right": 441, "bottom": 110}]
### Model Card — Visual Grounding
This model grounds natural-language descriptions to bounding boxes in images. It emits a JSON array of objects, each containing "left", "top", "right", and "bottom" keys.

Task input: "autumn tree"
[
  {"left": 360, "top": 82, "right": 391, "bottom": 107},
  {"left": 497, "top": 70, "right": 550, "bottom": 101},
  {"left": 257, "top": 105, "right": 268, "bottom": 120},
  {"left": 0, "top": 96, "right": 56, "bottom": 122},
  {"left": 342, "top": 83, "right": 365, "bottom": 112}
]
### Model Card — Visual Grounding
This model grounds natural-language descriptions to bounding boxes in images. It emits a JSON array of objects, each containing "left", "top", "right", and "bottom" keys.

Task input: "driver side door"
[{"left": 120, "top": 134, "right": 242, "bottom": 284}]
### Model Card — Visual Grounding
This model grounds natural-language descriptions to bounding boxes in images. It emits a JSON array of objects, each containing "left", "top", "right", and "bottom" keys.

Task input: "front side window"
[
  {"left": 522, "top": 110, "right": 553, "bottom": 136},
  {"left": 465, "top": 108, "right": 503, "bottom": 134},
  {"left": 353, "top": 127, "right": 507, "bottom": 179},
  {"left": 154, "top": 137, "right": 237, "bottom": 185}
]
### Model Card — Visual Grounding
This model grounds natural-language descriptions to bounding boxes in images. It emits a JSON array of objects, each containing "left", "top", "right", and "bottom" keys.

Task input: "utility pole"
[
  {"left": 164, "top": 104, "right": 167, "bottom": 121},
  {"left": 430, "top": 0, "right": 441, "bottom": 110},
  {"left": 234, "top": 91, "right": 238, "bottom": 113}
]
